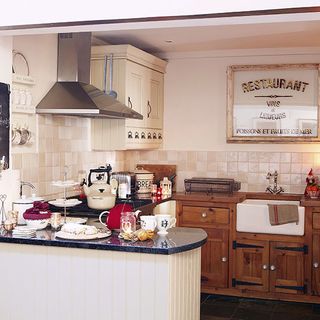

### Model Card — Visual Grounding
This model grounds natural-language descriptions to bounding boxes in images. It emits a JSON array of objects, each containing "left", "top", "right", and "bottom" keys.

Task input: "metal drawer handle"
[
  {"left": 262, "top": 264, "right": 268, "bottom": 270},
  {"left": 270, "top": 265, "right": 276, "bottom": 271},
  {"left": 221, "top": 257, "right": 227, "bottom": 263},
  {"left": 201, "top": 212, "right": 207, "bottom": 218},
  {"left": 314, "top": 262, "right": 319, "bottom": 269}
]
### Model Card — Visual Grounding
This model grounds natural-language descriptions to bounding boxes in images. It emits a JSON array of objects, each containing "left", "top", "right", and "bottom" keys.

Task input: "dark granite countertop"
[
  {"left": 0, "top": 227, "right": 207, "bottom": 255},
  {"left": 49, "top": 194, "right": 172, "bottom": 218}
]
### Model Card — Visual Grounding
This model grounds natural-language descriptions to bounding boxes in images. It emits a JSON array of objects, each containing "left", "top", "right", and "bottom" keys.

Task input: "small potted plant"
[{"left": 305, "top": 169, "right": 320, "bottom": 199}]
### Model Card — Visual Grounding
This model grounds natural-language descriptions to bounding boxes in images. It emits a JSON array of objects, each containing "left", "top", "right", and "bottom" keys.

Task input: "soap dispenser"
[{"left": 160, "top": 177, "right": 172, "bottom": 196}]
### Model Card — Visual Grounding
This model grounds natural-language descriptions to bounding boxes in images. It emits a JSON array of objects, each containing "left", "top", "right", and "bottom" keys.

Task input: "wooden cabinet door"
[
  {"left": 312, "top": 233, "right": 320, "bottom": 295},
  {"left": 201, "top": 228, "right": 229, "bottom": 288},
  {"left": 269, "top": 241, "right": 306, "bottom": 295},
  {"left": 145, "top": 69, "right": 164, "bottom": 129},
  {"left": 233, "top": 240, "right": 269, "bottom": 292},
  {"left": 125, "top": 61, "right": 145, "bottom": 128}
]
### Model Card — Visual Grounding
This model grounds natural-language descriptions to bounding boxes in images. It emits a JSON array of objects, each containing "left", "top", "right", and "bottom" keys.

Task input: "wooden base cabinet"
[
  {"left": 201, "top": 228, "right": 229, "bottom": 288},
  {"left": 177, "top": 202, "right": 231, "bottom": 289},
  {"left": 232, "top": 239, "right": 307, "bottom": 295},
  {"left": 312, "top": 232, "right": 320, "bottom": 295}
]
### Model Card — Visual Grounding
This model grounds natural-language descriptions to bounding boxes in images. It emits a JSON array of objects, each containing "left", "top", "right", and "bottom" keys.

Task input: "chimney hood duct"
[{"left": 36, "top": 33, "right": 143, "bottom": 120}]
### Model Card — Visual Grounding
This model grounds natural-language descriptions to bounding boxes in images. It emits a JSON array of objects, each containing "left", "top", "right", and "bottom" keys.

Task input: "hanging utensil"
[
  {"left": 107, "top": 54, "right": 118, "bottom": 98},
  {"left": 0, "top": 194, "right": 7, "bottom": 225}
]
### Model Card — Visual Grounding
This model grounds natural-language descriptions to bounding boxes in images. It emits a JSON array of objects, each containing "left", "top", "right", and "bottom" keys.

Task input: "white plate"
[
  {"left": 48, "top": 200, "right": 82, "bottom": 208},
  {"left": 52, "top": 180, "right": 79, "bottom": 188},
  {"left": 55, "top": 230, "right": 111, "bottom": 240},
  {"left": 61, "top": 217, "right": 88, "bottom": 225}
]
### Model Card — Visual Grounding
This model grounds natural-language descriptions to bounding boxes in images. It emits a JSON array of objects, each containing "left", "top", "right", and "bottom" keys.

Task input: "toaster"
[{"left": 110, "top": 172, "right": 136, "bottom": 198}]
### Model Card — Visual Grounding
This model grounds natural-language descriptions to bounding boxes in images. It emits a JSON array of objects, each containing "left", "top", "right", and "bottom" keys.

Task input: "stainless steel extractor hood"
[{"left": 36, "top": 33, "right": 143, "bottom": 120}]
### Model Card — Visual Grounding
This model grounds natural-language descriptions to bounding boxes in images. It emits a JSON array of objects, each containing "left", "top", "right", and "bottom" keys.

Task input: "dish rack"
[{"left": 184, "top": 178, "right": 241, "bottom": 194}]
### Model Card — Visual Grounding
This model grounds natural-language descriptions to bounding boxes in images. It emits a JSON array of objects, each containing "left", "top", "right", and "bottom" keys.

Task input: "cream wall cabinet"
[{"left": 90, "top": 45, "right": 167, "bottom": 150}]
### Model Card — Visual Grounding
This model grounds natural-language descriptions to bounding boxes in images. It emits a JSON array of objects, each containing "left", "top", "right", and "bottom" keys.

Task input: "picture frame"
[{"left": 226, "top": 64, "right": 320, "bottom": 143}]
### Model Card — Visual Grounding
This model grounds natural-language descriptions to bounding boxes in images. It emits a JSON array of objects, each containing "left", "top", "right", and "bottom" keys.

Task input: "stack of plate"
[{"left": 12, "top": 226, "right": 37, "bottom": 238}]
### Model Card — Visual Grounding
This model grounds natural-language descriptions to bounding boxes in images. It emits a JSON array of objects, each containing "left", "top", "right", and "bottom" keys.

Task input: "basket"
[{"left": 184, "top": 178, "right": 241, "bottom": 194}]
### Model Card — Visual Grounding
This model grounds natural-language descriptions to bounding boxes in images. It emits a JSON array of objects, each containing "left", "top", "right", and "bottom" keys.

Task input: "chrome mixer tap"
[{"left": 266, "top": 170, "right": 284, "bottom": 194}]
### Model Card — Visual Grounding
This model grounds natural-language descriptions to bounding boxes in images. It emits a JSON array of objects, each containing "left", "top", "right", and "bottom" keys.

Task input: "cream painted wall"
[
  {"left": 0, "top": 36, "right": 13, "bottom": 84},
  {"left": 13, "top": 34, "right": 57, "bottom": 105},
  {"left": 0, "top": 1, "right": 319, "bottom": 28},
  {"left": 163, "top": 48, "right": 320, "bottom": 152}
]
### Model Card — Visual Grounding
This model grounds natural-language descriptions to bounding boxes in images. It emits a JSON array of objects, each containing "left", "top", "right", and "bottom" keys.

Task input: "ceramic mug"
[
  {"left": 140, "top": 215, "right": 157, "bottom": 231},
  {"left": 98, "top": 210, "right": 110, "bottom": 227},
  {"left": 156, "top": 214, "right": 176, "bottom": 235}
]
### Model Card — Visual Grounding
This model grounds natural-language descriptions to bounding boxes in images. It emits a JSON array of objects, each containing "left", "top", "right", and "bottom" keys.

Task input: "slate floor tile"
[
  {"left": 232, "top": 308, "right": 272, "bottom": 320},
  {"left": 201, "top": 302, "right": 237, "bottom": 318},
  {"left": 273, "top": 301, "right": 313, "bottom": 315}
]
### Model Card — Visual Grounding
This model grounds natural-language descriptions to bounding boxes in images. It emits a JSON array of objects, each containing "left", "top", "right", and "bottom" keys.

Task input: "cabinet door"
[
  {"left": 312, "top": 233, "right": 320, "bottom": 295},
  {"left": 201, "top": 228, "right": 229, "bottom": 288},
  {"left": 125, "top": 61, "right": 145, "bottom": 127},
  {"left": 90, "top": 58, "right": 105, "bottom": 91},
  {"left": 145, "top": 69, "right": 164, "bottom": 129},
  {"left": 233, "top": 240, "right": 269, "bottom": 292},
  {"left": 269, "top": 241, "right": 306, "bottom": 295}
]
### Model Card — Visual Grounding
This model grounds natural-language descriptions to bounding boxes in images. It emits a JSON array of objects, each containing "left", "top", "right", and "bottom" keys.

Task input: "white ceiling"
[{"left": 92, "top": 18, "right": 320, "bottom": 56}]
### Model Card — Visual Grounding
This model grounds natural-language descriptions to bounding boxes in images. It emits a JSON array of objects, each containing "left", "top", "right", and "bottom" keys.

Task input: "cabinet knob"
[
  {"left": 201, "top": 212, "right": 207, "bottom": 218},
  {"left": 270, "top": 265, "right": 276, "bottom": 271},
  {"left": 221, "top": 257, "right": 227, "bottom": 262},
  {"left": 262, "top": 264, "right": 268, "bottom": 270},
  {"left": 314, "top": 262, "right": 319, "bottom": 269}
]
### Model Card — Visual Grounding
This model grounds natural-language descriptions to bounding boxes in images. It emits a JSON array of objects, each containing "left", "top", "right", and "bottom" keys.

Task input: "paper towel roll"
[{"left": 0, "top": 169, "right": 20, "bottom": 213}]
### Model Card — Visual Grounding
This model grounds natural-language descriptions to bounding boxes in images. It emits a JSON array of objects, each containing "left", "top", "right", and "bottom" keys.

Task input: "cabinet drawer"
[
  {"left": 180, "top": 206, "right": 229, "bottom": 226},
  {"left": 313, "top": 212, "right": 320, "bottom": 229}
]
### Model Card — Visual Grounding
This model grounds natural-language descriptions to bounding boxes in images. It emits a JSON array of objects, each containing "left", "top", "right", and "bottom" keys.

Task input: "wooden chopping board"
[{"left": 137, "top": 164, "right": 177, "bottom": 190}]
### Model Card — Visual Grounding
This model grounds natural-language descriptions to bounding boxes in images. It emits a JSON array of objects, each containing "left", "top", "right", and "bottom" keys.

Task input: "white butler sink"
[{"left": 236, "top": 199, "right": 305, "bottom": 236}]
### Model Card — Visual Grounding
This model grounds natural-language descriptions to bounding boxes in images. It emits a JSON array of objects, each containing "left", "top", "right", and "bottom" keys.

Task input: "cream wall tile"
[
  {"left": 238, "top": 152, "right": 248, "bottom": 162},
  {"left": 279, "top": 174, "right": 290, "bottom": 185},
  {"left": 238, "top": 162, "right": 248, "bottom": 173},
  {"left": 248, "top": 152, "right": 259, "bottom": 162},
  {"left": 217, "top": 162, "right": 227, "bottom": 174},
  {"left": 207, "top": 162, "right": 217, "bottom": 172},
  {"left": 207, "top": 151, "right": 216, "bottom": 162},
  {"left": 227, "top": 162, "right": 238, "bottom": 173},
  {"left": 269, "top": 153, "right": 280, "bottom": 162},
  {"left": 216, "top": 152, "right": 226, "bottom": 162},
  {"left": 196, "top": 161, "right": 207, "bottom": 172},
  {"left": 303, "top": 153, "right": 314, "bottom": 163},
  {"left": 196, "top": 151, "right": 207, "bottom": 162},
  {"left": 280, "top": 153, "right": 291, "bottom": 163},
  {"left": 290, "top": 174, "right": 302, "bottom": 185},
  {"left": 259, "top": 162, "right": 269, "bottom": 173},
  {"left": 292, "top": 153, "right": 303, "bottom": 163},
  {"left": 227, "top": 151, "right": 237, "bottom": 162},
  {"left": 167, "top": 151, "right": 178, "bottom": 161},
  {"left": 269, "top": 163, "right": 279, "bottom": 171},
  {"left": 291, "top": 163, "right": 302, "bottom": 174},
  {"left": 280, "top": 163, "right": 291, "bottom": 174},
  {"left": 248, "top": 162, "right": 259, "bottom": 173},
  {"left": 11, "top": 154, "right": 22, "bottom": 169}
]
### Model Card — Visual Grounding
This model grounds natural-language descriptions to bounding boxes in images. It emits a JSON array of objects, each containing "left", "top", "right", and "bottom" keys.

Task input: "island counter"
[{"left": 0, "top": 227, "right": 206, "bottom": 320}]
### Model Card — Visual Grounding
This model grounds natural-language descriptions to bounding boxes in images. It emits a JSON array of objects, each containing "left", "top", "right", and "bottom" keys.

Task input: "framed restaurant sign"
[{"left": 226, "top": 64, "right": 320, "bottom": 143}]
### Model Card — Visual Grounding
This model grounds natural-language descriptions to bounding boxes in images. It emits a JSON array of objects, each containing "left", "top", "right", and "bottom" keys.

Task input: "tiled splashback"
[
  {"left": 125, "top": 150, "right": 317, "bottom": 194},
  {"left": 12, "top": 115, "right": 125, "bottom": 199},
  {"left": 11, "top": 115, "right": 318, "bottom": 198}
]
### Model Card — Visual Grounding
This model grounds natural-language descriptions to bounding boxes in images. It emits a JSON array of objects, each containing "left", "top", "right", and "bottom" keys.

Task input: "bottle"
[{"left": 160, "top": 177, "right": 172, "bottom": 196}]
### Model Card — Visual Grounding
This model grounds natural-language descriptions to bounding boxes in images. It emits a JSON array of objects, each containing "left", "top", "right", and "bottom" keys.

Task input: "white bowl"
[{"left": 25, "top": 219, "right": 50, "bottom": 230}]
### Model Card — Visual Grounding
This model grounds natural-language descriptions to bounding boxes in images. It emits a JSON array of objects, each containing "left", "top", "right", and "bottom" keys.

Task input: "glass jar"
[{"left": 120, "top": 212, "right": 136, "bottom": 234}]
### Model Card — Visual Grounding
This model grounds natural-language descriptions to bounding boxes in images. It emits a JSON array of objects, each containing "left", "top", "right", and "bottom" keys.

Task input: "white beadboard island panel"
[{"left": 0, "top": 243, "right": 201, "bottom": 320}]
